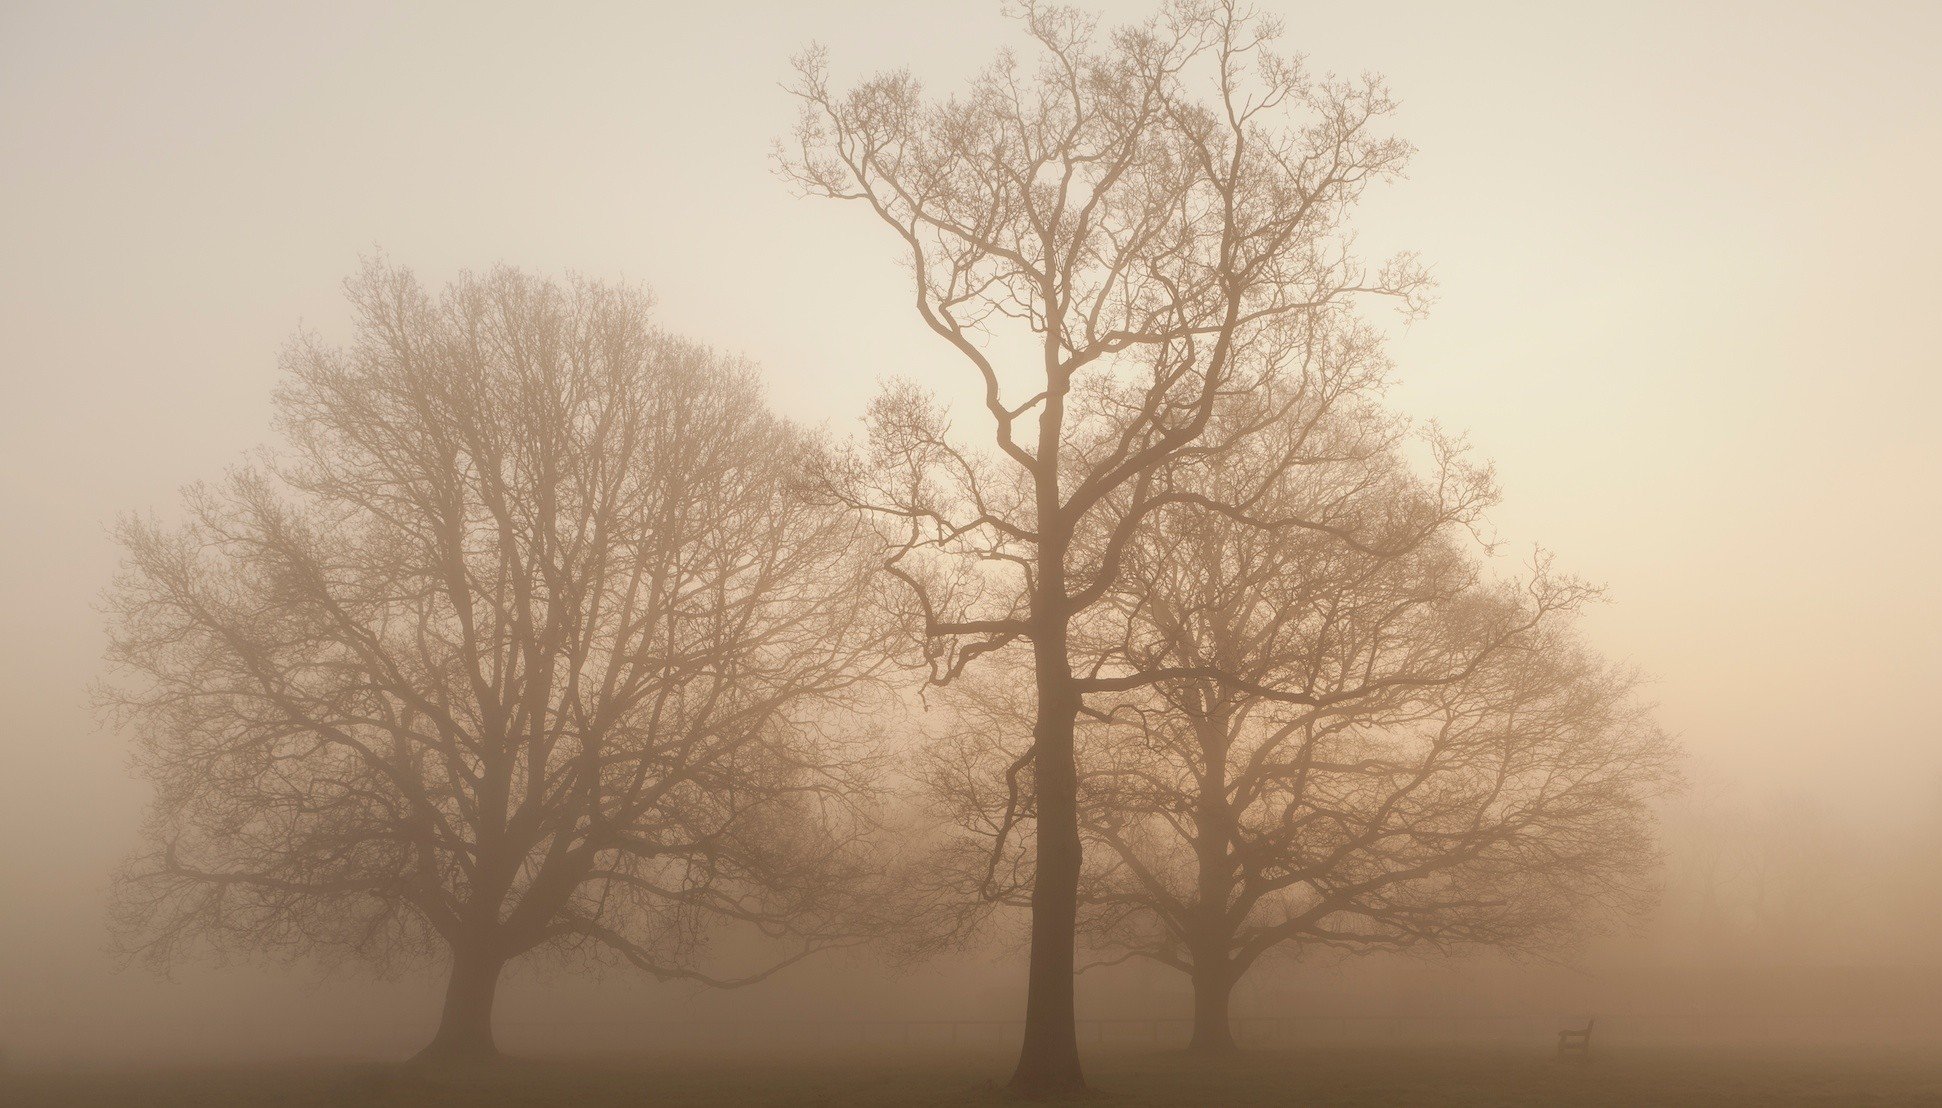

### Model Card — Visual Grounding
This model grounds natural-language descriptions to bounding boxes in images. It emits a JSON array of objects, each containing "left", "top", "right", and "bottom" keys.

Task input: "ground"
[{"left": 6, "top": 1045, "right": 1941, "bottom": 1106}]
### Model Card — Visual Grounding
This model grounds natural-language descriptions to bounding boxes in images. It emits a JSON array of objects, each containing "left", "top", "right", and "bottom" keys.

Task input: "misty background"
[{"left": 2, "top": 0, "right": 1938, "bottom": 1066}]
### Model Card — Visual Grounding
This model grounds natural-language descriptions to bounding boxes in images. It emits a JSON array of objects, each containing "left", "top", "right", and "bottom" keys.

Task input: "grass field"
[{"left": 7, "top": 1044, "right": 1941, "bottom": 1106}]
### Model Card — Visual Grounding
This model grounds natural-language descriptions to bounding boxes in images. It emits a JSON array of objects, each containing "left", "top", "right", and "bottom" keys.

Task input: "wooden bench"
[{"left": 1556, "top": 1017, "right": 1594, "bottom": 1061}]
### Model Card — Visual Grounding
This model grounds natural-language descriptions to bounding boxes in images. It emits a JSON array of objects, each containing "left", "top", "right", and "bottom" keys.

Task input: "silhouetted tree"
[
  {"left": 921, "top": 412, "right": 1675, "bottom": 1052},
  {"left": 782, "top": 1, "right": 1425, "bottom": 1092},
  {"left": 101, "top": 263, "right": 890, "bottom": 1061}
]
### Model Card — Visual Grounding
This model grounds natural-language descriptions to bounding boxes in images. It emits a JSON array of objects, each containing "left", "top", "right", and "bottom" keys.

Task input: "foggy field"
[
  {"left": 5, "top": 0, "right": 1939, "bottom": 1103},
  {"left": 8, "top": 1046, "right": 1942, "bottom": 1107}
]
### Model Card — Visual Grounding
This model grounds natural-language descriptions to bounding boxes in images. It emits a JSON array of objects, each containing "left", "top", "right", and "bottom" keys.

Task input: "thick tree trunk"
[
  {"left": 1187, "top": 963, "right": 1238, "bottom": 1054},
  {"left": 415, "top": 943, "right": 505, "bottom": 1063},
  {"left": 1188, "top": 710, "right": 1239, "bottom": 1055},
  {"left": 1009, "top": 658, "right": 1087, "bottom": 1098}
]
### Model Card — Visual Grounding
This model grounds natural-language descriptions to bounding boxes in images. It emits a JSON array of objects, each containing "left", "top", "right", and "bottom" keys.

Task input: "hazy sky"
[{"left": 2, "top": 0, "right": 1938, "bottom": 1062}]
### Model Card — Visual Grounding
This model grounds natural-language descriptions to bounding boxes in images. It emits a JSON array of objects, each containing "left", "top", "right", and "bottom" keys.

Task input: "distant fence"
[{"left": 502, "top": 1011, "right": 1942, "bottom": 1053}]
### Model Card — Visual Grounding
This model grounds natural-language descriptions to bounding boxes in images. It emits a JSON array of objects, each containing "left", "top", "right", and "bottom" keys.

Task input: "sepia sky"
[{"left": 2, "top": 0, "right": 1938, "bottom": 1061}]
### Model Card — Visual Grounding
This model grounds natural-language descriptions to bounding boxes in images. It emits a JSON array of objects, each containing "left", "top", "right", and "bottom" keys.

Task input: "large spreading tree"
[{"left": 102, "top": 263, "right": 891, "bottom": 1060}]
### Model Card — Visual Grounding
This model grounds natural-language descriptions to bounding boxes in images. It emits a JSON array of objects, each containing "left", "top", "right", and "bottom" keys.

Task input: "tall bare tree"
[
  {"left": 921, "top": 403, "right": 1672, "bottom": 1051},
  {"left": 782, "top": 2, "right": 1426, "bottom": 1092},
  {"left": 101, "top": 263, "right": 891, "bottom": 1061}
]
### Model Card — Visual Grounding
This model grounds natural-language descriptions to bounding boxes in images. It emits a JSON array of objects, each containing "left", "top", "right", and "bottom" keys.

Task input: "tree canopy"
[{"left": 102, "top": 263, "right": 892, "bottom": 1059}]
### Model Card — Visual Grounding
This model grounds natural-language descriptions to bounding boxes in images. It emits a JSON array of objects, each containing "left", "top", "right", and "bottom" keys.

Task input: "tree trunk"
[
  {"left": 1187, "top": 962, "right": 1237, "bottom": 1054},
  {"left": 1009, "top": 659, "right": 1087, "bottom": 1098},
  {"left": 1187, "top": 710, "right": 1238, "bottom": 1056},
  {"left": 415, "top": 943, "right": 505, "bottom": 1063}
]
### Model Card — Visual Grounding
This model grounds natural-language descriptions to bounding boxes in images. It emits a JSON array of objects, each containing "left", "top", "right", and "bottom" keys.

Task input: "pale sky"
[{"left": 2, "top": 0, "right": 1938, "bottom": 1062}]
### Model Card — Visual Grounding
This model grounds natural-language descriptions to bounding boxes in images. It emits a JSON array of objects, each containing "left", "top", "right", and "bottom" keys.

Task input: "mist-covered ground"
[
  {"left": 4, "top": 2, "right": 1939, "bottom": 1104},
  {"left": 9, "top": 1044, "right": 1942, "bottom": 1107}
]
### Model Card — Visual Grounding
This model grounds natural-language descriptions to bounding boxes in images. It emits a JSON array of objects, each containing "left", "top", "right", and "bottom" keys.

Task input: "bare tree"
[
  {"left": 922, "top": 420, "right": 1676, "bottom": 1052},
  {"left": 782, "top": 1, "right": 1426, "bottom": 1092},
  {"left": 100, "top": 263, "right": 891, "bottom": 1061}
]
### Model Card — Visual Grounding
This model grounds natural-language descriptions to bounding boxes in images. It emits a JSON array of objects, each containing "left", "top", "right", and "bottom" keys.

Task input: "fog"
[{"left": 1, "top": 1, "right": 1938, "bottom": 1102}]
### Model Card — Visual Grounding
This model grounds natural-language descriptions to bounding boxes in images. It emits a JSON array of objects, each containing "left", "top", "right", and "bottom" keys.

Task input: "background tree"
[
  {"left": 101, "top": 263, "right": 891, "bottom": 1061},
  {"left": 1655, "top": 779, "right": 1854, "bottom": 963},
  {"left": 783, "top": 2, "right": 1425, "bottom": 1092},
  {"left": 922, "top": 407, "right": 1677, "bottom": 1053}
]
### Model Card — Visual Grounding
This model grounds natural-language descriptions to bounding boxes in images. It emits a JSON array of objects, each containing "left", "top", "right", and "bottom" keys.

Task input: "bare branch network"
[{"left": 102, "top": 263, "right": 901, "bottom": 1059}]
